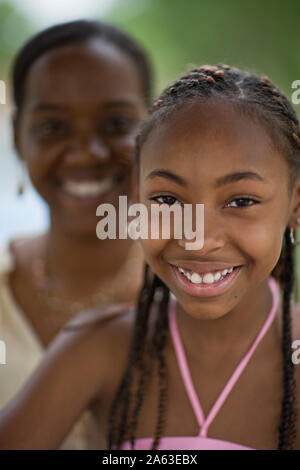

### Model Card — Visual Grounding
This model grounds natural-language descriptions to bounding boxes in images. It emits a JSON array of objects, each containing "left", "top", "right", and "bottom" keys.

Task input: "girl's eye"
[
  {"left": 150, "top": 195, "right": 182, "bottom": 206},
  {"left": 100, "top": 116, "right": 136, "bottom": 136},
  {"left": 226, "top": 197, "right": 259, "bottom": 208}
]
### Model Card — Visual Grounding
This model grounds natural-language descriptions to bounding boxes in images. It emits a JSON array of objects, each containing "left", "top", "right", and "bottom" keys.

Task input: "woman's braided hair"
[{"left": 108, "top": 64, "right": 300, "bottom": 450}]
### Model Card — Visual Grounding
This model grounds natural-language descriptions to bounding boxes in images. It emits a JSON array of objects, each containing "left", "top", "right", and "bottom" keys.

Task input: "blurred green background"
[
  {"left": 1, "top": 0, "right": 300, "bottom": 95},
  {"left": 0, "top": 0, "right": 300, "bottom": 299}
]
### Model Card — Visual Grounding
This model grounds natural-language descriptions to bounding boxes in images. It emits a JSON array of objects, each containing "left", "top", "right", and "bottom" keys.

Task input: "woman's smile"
[{"left": 53, "top": 167, "right": 127, "bottom": 208}]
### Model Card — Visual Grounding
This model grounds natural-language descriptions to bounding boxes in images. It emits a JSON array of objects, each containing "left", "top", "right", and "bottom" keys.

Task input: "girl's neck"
[{"left": 174, "top": 277, "right": 277, "bottom": 364}]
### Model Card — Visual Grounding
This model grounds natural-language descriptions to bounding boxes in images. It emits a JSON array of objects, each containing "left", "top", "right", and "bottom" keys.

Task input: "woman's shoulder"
[
  {"left": 9, "top": 233, "right": 45, "bottom": 268},
  {"left": 0, "top": 234, "right": 44, "bottom": 275},
  {"left": 0, "top": 238, "right": 19, "bottom": 274}
]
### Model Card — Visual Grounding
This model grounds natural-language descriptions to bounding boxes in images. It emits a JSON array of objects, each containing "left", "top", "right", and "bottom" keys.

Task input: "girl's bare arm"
[{"left": 0, "top": 304, "right": 131, "bottom": 449}]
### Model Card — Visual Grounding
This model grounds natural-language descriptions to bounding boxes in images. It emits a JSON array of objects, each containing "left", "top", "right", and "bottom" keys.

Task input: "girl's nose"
[{"left": 176, "top": 210, "right": 225, "bottom": 253}]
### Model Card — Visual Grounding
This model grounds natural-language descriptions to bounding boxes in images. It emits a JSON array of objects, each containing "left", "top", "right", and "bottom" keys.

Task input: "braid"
[
  {"left": 149, "top": 283, "right": 170, "bottom": 449},
  {"left": 277, "top": 228, "right": 298, "bottom": 449},
  {"left": 108, "top": 265, "right": 170, "bottom": 450},
  {"left": 108, "top": 262, "right": 154, "bottom": 449},
  {"left": 127, "top": 279, "right": 170, "bottom": 450}
]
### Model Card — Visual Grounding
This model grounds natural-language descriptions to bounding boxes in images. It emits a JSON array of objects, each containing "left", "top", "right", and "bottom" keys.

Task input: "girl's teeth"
[
  {"left": 178, "top": 266, "right": 235, "bottom": 285},
  {"left": 191, "top": 272, "right": 202, "bottom": 284},
  {"left": 202, "top": 273, "right": 215, "bottom": 284}
]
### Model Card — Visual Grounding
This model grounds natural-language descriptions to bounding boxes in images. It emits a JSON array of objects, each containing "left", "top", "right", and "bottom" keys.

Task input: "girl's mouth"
[{"left": 170, "top": 264, "right": 242, "bottom": 297}]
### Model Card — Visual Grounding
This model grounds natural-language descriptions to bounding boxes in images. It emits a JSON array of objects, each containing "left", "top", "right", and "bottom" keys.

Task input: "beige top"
[{"left": 0, "top": 241, "right": 98, "bottom": 449}]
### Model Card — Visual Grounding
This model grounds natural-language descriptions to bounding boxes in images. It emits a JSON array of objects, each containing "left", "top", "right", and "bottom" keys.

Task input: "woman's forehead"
[{"left": 21, "top": 39, "right": 144, "bottom": 110}]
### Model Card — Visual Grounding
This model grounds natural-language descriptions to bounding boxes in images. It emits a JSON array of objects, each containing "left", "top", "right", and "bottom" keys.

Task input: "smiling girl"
[{"left": 0, "top": 64, "right": 300, "bottom": 450}]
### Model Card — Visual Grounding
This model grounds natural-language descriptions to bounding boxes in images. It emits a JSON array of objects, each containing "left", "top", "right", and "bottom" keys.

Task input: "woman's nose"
[
  {"left": 88, "top": 137, "right": 111, "bottom": 162},
  {"left": 66, "top": 134, "right": 111, "bottom": 164}
]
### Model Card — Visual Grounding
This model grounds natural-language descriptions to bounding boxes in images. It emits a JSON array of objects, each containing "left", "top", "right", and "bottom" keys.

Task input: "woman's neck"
[{"left": 40, "top": 226, "right": 137, "bottom": 294}]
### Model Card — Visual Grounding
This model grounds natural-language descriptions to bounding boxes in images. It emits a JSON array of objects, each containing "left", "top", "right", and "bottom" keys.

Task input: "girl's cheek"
[{"left": 140, "top": 238, "right": 168, "bottom": 268}]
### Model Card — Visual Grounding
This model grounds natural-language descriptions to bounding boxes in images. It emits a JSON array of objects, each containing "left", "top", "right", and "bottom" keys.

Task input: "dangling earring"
[
  {"left": 290, "top": 218, "right": 300, "bottom": 246},
  {"left": 17, "top": 160, "right": 26, "bottom": 196}
]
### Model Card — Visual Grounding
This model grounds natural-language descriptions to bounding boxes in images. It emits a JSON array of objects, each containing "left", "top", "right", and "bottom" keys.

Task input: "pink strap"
[{"left": 168, "top": 277, "right": 279, "bottom": 438}]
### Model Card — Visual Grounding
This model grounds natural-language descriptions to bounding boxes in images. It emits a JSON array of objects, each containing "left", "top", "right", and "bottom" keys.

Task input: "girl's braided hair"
[{"left": 108, "top": 64, "right": 300, "bottom": 450}]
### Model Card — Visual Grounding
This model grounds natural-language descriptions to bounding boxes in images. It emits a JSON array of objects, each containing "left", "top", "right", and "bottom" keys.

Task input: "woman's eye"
[
  {"left": 150, "top": 195, "right": 181, "bottom": 206},
  {"left": 33, "top": 119, "right": 70, "bottom": 138},
  {"left": 226, "top": 197, "right": 258, "bottom": 208},
  {"left": 101, "top": 117, "right": 136, "bottom": 136}
]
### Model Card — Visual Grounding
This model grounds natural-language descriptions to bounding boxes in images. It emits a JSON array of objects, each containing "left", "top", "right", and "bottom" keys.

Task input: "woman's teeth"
[
  {"left": 177, "top": 266, "right": 234, "bottom": 284},
  {"left": 61, "top": 178, "right": 115, "bottom": 198}
]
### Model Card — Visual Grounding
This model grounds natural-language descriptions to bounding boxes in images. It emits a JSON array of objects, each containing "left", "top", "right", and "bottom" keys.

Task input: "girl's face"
[
  {"left": 14, "top": 38, "right": 147, "bottom": 237},
  {"left": 137, "top": 100, "right": 300, "bottom": 320}
]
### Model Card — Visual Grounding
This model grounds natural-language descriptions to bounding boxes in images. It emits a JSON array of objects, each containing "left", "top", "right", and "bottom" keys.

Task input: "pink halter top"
[{"left": 117, "top": 276, "right": 279, "bottom": 450}]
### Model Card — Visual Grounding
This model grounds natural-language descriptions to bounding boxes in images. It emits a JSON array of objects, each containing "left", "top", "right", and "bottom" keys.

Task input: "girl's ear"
[{"left": 130, "top": 166, "right": 140, "bottom": 204}]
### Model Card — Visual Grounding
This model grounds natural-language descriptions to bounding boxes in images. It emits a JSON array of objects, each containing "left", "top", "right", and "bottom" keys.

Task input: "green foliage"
[
  {"left": 105, "top": 0, "right": 300, "bottom": 101},
  {"left": 0, "top": 1, "right": 33, "bottom": 78}
]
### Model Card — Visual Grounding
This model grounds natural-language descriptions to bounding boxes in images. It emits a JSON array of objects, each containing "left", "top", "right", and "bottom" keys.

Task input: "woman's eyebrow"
[
  {"left": 145, "top": 169, "right": 267, "bottom": 187},
  {"left": 29, "top": 99, "right": 137, "bottom": 113},
  {"left": 29, "top": 102, "right": 66, "bottom": 112}
]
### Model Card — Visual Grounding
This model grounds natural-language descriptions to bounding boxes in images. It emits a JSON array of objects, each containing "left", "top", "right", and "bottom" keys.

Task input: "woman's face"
[
  {"left": 137, "top": 100, "right": 300, "bottom": 320},
  {"left": 14, "top": 38, "right": 148, "bottom": 237}
]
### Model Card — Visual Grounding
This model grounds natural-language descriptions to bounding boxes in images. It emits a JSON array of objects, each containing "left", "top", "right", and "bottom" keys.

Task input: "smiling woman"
[{"left": 0, "top": 19, "right": 153, "bottom": 449}]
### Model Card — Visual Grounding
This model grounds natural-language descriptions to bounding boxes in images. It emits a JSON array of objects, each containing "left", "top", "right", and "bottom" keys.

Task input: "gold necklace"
[{"left": 31, "top": 241, "right": 143, "bottom": 325}]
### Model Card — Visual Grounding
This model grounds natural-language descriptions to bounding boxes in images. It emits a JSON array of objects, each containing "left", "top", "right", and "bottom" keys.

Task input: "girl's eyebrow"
[
  {"left": 146, "top": 169, "right": 268, "bottom": 187},
  {"left": 146, "top": 169, "right": 188, "bottom": 186}
]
